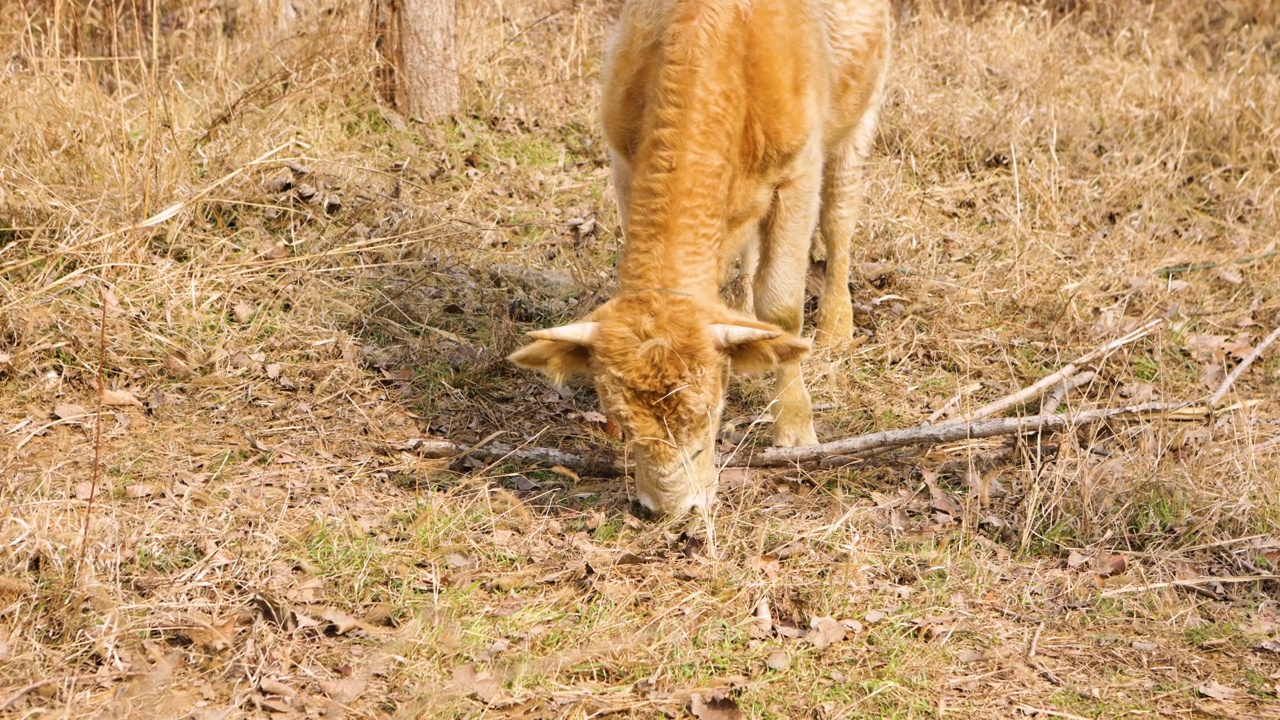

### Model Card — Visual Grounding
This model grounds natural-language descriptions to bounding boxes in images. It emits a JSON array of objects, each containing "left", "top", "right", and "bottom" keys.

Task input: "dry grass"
[{"left": 2, "top": 0, "right": 1280, "bottom": 717}]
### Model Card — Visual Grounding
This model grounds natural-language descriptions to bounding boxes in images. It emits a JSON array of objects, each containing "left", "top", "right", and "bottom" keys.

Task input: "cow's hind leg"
[
  {"left": 754, "top": 157, "right": 823, "bottom": 447},
  {"left": 815, "top": 105, "right": 880, "bottom": 345}
]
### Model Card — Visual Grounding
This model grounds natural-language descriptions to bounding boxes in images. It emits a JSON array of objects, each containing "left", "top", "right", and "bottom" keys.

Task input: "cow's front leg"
[{"left": 754, "top": 155, "right": 823, "bottom": 447}]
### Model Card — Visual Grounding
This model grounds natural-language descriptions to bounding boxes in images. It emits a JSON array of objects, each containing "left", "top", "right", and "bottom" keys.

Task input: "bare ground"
[{"left": 2, "top": 1, "right": 1280, "bottom": 718}]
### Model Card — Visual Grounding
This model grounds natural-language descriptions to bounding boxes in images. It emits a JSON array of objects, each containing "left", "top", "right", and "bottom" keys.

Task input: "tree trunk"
[{"left": 383, "top": 0, "right": 459, "bottom": 122}]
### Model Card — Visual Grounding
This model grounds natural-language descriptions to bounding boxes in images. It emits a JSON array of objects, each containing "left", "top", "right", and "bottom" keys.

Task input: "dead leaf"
[
  {"left": 319, "top": 677, "right": 367, "bottom": 705},
  {"left": 1197, "top": 681, "right": 1239, "bottom": 701},
  {"left": 958, "top": 649, "right": 984, "bottom": 663},
  {"left": 1224, "top": 340, "right": 1255, "bottom": 359},
  {"left": 922, "top": 470, "right": 964, "bottom": 516},
  {"left": 259, "top": 678, "right": 297, "bottom": 697},
  {"left": 752, "top": 597, "right": 772, "bottom": 638},
  {"left": 289, "top": 576, "right": 325, "bottom": 603},
  {"left": 1132, "top": 641, "right": 1158, "bottom": 653},
  {"left": 450, "top": 664, "right": 503, "bottom": 704},
  {"left": 865, "top": 609, "right": 888, "bottom": 624},
  {"left": 232, "top": 301, "right": 254, "bottom": 324},
  {"left": 101, "top": 388, "right": 143, "bottom": 407},
  {"left": 1216, "top": 267, "right": 1244, "bottom": 285},
  {"left": 102, "top": 286, "right": 122, "bottom": 317},
  {"left": 53, "top": 403, "right": 88, "bottom": 420},
  {"left": 690, "top": 689, "right": 743, "bottom": 720},
  {"left": 317, "top": 606, "right": 361, "bottom": 635},
  {"left": 1099, "top": 554, "right": 1127, "bottom": 578},
  {"left": 1067, "top": 551, "right": 1089, "bottom": 569},
  {"left": 749, "top": 555, "right": 780, "bottom": 578},
  {"left": 477, "top": 639, "right": 509, "bottom": 662},
  {"left": 125, "top": 483, "right": 158, "bottom": 499},
  {"left": 765, "top": 650, "right": 790, "bottom": 671},
  {"left": 1119, "top": 382, "right": 1155, "bottom": 404},
  {"left": 806, "top": 616, "right": 846, "bottom": 649},
  {"left": 1256, "top": 639, "right": 1280, "bottom": 655}
]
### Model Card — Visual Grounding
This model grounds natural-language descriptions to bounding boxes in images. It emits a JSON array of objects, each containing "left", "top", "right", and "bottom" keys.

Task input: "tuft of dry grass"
[{"left": 2, "top": 0, "right": 1280, "bottom": 717}]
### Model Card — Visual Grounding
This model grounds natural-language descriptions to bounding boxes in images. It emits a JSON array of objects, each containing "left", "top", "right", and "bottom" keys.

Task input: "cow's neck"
[{"left": 615, "top": 8, "right": 743, "bottom": 305}]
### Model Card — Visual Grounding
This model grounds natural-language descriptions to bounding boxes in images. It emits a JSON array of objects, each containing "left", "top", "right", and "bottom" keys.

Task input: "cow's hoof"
[
  {"left": 814, "top": 310, "right": 854, "bottom": 348},
  {"left": 773, "top": 422, "right": 818, "bottom": 448}
]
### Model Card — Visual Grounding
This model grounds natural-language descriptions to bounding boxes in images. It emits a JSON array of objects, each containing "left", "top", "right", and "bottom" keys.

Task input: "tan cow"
[{"left": 510, "top": 0, "right": 891, "bottom": 515}]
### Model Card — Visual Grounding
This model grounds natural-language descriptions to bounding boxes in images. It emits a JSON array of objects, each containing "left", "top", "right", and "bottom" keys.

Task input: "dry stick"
[
  {"left": 76, "top": 284, "right": 110, "bottom": 576},
  {"left": 1099, "top": 574, "right": 1280, "bottom": 599},
  {"left": 1208, "top": 325, "right": 1280, "bottom": 408},
  {"left": 749, "top": 401, "right": 1190, "bottom": 467},
  {"left": 1254, "top": 434, "right": 1280, "bottom": 454},
  {"left": 1038, "top": 369, "right": 1097, "bottom": 415},
  {"left": 405, "top": 401, "right": 1194, "bottom": 474},
  {"left": 955, "top": 319, "right": 1163, "bottom": 423}
]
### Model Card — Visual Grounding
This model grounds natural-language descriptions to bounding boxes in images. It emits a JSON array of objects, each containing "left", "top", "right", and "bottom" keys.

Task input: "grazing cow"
[{"left": 510, "top": 0, "right": 891, "bottom": 515}]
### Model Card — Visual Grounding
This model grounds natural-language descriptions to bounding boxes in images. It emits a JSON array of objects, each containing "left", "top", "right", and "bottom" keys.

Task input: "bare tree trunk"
[{"left": 381, "top": 0, "right": 458, "bottom": 122}]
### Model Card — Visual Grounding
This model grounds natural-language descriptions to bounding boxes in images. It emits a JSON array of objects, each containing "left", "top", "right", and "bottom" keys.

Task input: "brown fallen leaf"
[
  {"left": 865, "top": 609, "right": 888, "bottom": 624},
  {"left": 765, "top": 650, "right": 789, "bottom": 671},
  {"left": 53, "top": 403, "right": 88, "bottom": 420},
  {"left": 1197, "top": 681, "right": 1239, "bottom": 701},
  {"left": 1119, "top": 382, "right": 1155, "bottom": 404},
  {"left": 101, "top": 388, "right": 143, "bottom": 407},
  {"left": 102, "top": 286, "right": 122, "bottom": 317},
  {"left": 690, "top": 689, "right": 743, "bottom": 720},
  {"left": 1256, "top": 639, "right": 1280, "bottom": 655},
  {"left": 450, "top": 663, "right": 503, "bottom": 704},
  {"left": 232, "top": 301, "right": 254, "bottom": 324},
  {"left": 319, "top": 677, "right": 367, "bottom": 705},
  {"left": 1099, "top": 554, "right": 1127, "bottom": 578},
  {"left": 317, "top": 606, "right": 362, "bottom": 635},
  {"left": 1216, "top": 267, "right": 1244, "bottom": 285},
  {"left": 749, "top": 555, "right": 780, "bottom": 578},
  {"left": 925, "top": 474, "right": 963, "bottom": 516},
  {"left": 1067, "top": 551, "right": 1090, "bottom": 569},
  {"left": 259, "top": 678, "right": 297, "bottom": 697},
  {"left": 125, "top": 483, "right": 158, "bottom": 499},
  {"left": 806, "top": 616, "right": 847, "bottom": 649}
]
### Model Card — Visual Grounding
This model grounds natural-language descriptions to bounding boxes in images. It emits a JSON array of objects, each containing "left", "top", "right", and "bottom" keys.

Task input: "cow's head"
[{"left": 509, "top": 290, "right": 809, "bottom": 515}]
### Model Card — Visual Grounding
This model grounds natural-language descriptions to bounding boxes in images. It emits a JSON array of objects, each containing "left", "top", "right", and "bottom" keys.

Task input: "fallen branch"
[
  {"left": 953, "top": 319, "right": 1162, "bottom": 423},
  {"left": 1208, "top": 325, "right": 1280, "bottom": 408},
  {"left": 402, "top": 401, "right": 1197, "bottom": 475},
  {"left": 403, "top": 437, "right": 626, "bottom": 475},
  {"left": 748, "top": 401, "right": 1192, "bottom": 466}
]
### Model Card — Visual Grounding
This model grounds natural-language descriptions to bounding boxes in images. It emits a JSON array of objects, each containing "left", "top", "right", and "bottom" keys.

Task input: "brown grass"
[{"left": 2, "top": 0, "right": 1280, "bottom": 717}]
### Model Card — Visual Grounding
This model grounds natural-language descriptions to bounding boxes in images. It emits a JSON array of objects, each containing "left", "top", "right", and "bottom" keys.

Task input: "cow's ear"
[
  {"left": 711, "top": 323, "right": 810, "bottom": 375},
  {"left": 508, "top": 322, "right": 599, "bottom": 382}
]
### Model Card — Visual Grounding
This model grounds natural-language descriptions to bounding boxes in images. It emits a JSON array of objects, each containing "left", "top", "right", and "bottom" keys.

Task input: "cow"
[{"left": 509, "top": 0, "right": 891, "bottom": 515}]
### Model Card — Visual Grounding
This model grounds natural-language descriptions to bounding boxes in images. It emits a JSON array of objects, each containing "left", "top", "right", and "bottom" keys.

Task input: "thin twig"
[
  {"left": 957, "top": 319, "right": 1162, "bottom": 422},
  {"left": 1012, "top": 705, "right": 1091, "bottom": 720},
  {"left": 1208, "top": 325, "right": 1280, "bottom": 408},
  {"left": 1039, "top": 370, "right": 1096, "bottom": 415},
  {"left": 1099, "top": 574, "right": 1280, "bottom": 599},
  {"left": 1254, "top": 434, "right": 1280, "bottom": 453},
  {"left": 77, "top": 284, "right": 109, "bottom": 575},
  {"left": 1153, "top": 249, "right": 1280, "bottom": 276}
]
